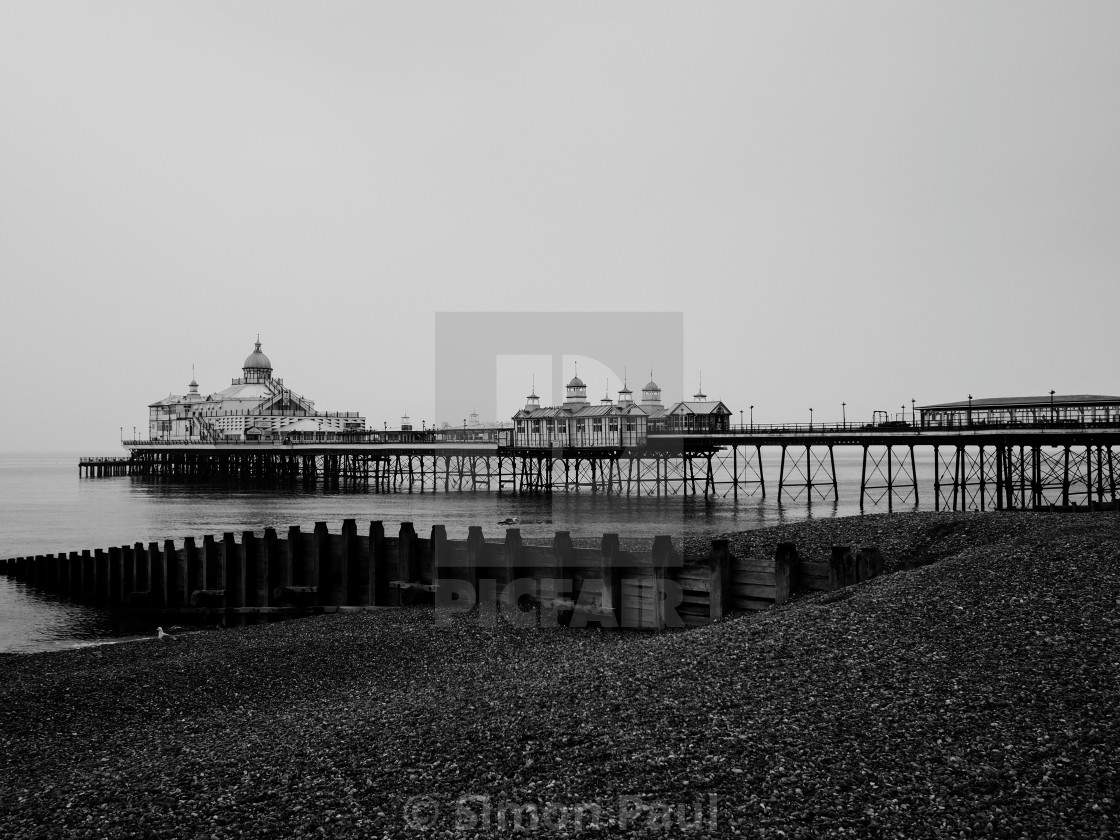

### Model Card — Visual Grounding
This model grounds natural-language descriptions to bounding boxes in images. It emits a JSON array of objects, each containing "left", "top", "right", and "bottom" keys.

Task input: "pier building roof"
[
  {"left": 243, "top": 340, "right": 272, "bottom": 371},
  {"left": 665, "top": 400, "right": 732, "bottom": 416},
  {"left": 918, "top": 394, "right": 1120, "bottom": 410}
]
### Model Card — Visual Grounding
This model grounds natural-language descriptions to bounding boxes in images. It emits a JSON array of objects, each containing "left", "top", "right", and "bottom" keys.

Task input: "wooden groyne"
[{"left": 0, "top": 522, "right": 884, "bottom": 630}]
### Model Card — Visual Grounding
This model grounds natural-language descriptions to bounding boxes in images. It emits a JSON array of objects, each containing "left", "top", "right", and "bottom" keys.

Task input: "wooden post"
[
  {"left": 397, "top": 522, "right": 417, "bottom": 603},
  {"left": 165, "top": 540, "right": 185, "bottom": 608},
  {"left": 202, "top": 535, "right": 219, "bottom": 591},
  {"left": 284, "top": 526, "right": 301, "bottom": 588},
  {"left": 547, "top": 530, "right": 574, "bottom": 623},
  {"left": 258, "top": 528, "right": 278, "bottom": 608},
  {"left": 430, "top": 524, "right": 448, "bottom": 580},
  {"left": 502, "top": 528, "right": 528, "bottom": 625},
  {"left": 184, "top": 537, "right": 202, "bottom": 602},
  {"left": 82, "top": 550, "right": 95, "bottom": 597},
  {"left": 314, "top": 522, "right": 332, "bottom": 606},
  {"left": 829, "top": 545, "right": 855, "bottom": 590},
  {"left": 338, "top": 519, "right": 358, "bottom": 606},
  {"left": 94, "top": 549, "right": 109, "bottom": 603},
  {"left": 466, "top": 525, "right": 484, "bottom": 593},
  {"left": 708, "top": 540, "right": 731, "bottom": 620},
  {"left": 368, "top": 521, "right": 387, "bottom": 606},
  {"left": 148, "top": 542, "right": 165, "bottom": 607},
  {"left": 108, "top": 547, "right": 123, "bottom": 605},
  {"left": 223, "top": 532, "right": 241, "bottom": 610},
  {"left": 133, "top": 541, "right": 150, "bottom": 593},
  {"left": 855, "top": 548, "right": 871, "bottom": 583},
  {"left": 774, "top": 542, "right": 798, "bottom": 604},
  {"left": 67, "top": 553, "right": 82, "bottom": 600},
  {"left": 121, "top": 545, "right": 135, "bottom": 598},
  {"left": 503, "top": 528, "right": 521, "bottom": 589},
  {"left": 652, "top": 535, "right": 683, "bottom": 628},
  {"left": 599, "top": 534, "right": 621, "bottom": 629}
]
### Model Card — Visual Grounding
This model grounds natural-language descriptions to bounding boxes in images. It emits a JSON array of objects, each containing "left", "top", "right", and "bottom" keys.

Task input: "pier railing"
[{"left": 699, "top": 418, "right": 1120, "bottom": 435}]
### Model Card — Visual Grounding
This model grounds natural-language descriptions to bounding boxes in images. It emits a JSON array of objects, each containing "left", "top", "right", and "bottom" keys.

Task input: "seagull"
[
  {"left": 498, "top": 516, "right": 520, "bottom": 526},
  {"left": 157, "top": 626, "right": 178, "bottom": 642}
]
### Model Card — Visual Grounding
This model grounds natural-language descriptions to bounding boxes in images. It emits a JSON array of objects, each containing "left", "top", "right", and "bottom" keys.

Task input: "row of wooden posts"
[{"left": 0, "top": 522, "right": 884, "bottom": 629}]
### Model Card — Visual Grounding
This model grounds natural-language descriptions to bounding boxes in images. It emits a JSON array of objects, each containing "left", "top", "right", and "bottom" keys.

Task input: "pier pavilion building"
[
  {"left": 513, "top": 374, "right": 650, "bottom": 447},
  {"left": 917, "top": 394, "right": 1120, "bottom": 428},
  {"left": 147, "top": 340, "right": 366, "bottom": 441},
  {"left": 512, "top": 372, "right": 732, "bottom": 446}
]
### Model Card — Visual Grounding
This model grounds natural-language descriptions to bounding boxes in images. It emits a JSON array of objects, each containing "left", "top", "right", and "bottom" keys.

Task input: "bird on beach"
[
  {"left": 156, "top": 626, "right": 178, "bottom": 642},
  {"left": 498, "top": 516, "right": 520, "bottom": 525}
]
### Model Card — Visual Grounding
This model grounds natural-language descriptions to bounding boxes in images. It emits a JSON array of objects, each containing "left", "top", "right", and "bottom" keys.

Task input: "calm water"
[{"left": 0, "top": 449, "right": 938, "bottom": 653}]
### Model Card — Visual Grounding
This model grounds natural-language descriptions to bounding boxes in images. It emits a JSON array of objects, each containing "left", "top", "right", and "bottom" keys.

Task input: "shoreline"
[{"left": 1, "top": 510, "right": 1117, "bottom": 838}]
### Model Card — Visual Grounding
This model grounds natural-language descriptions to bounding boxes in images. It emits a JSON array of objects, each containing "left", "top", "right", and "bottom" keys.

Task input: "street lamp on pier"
[
  {"left": 911, "top": 398, "right": 916, "bottom": 426},
  {"left": 1050, "top": 389, "right": 1056, "bottom": 423},
  {"left": 967, "top": 394, "right": 973, "bottom": 427},
  {"left": 842, "top": 402, "right": 846, "bottom": 428},
  {"left": 740, "top": 409, "right": 743, "bottom": 430},
  {"left": 750, "top": 405, "right": 754, "bottom": 430},
  {"left": 809, "top": 407, "right": 813, "bottom": 429}
]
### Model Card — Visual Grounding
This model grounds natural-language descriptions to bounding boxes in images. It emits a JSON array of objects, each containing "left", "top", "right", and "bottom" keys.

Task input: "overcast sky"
[{"left": 2, "top": 1, "right": 1118, "bottom": 451}]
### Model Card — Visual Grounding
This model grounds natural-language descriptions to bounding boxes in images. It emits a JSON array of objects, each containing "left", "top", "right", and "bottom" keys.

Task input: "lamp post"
[
  {"left": 911, "top": 398, "right": 916, "bottom": 426},
  {"left": 740, "top": 409, "right": 744, "bottom": 430},
  {"left": 750, "top": 405, "right": 754, "bottom": 430},
  {"left": 1050, "top": 389, "right": 1056, "bottom": 423},
  {"left": 120, "top": 427, "right": 123, "bottom": 443},
  {"left": 809, "top": 407, "right": 813, "bottom": 429},
  {"left": 968, "top": 394, "right": 973, "bottom": 427},
  {"left": 842, "top": 402, "right": 846, "bottom": 428}
]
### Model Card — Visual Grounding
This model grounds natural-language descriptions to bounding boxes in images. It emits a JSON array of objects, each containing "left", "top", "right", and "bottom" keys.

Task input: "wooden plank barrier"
[{"left": 0, "top": 523, "right": 886, "bottom": 630}]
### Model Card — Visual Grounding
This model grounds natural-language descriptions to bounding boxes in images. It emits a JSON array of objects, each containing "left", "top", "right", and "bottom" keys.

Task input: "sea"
[{"left": 0, "top": 449, "right": 940, "bottom": 653}]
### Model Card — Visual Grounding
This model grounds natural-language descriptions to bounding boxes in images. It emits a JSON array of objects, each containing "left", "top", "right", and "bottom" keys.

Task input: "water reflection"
[{"left": 0, "top": 577, "right": 132, "bottom": 654}]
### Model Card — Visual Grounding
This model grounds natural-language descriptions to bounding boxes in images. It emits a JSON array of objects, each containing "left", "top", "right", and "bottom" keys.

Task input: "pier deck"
[{"left": 79, "top": 420, "right": 1120, "bottom": 512}]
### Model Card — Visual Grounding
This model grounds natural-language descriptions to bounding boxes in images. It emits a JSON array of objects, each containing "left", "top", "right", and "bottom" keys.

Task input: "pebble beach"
[{"left": 1, "top": 511, "right": 1117, "bottom": 839}]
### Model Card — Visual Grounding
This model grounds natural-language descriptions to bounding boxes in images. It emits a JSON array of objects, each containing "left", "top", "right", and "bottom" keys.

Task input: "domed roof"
[
  {"left": 243, "top": 339, "right": 272, "bottom": 371},
  {"left": 644, "top": 379, "right": 660, "bottom": 391},
  {"left": 567, "top": 376, "right": 585, "bottom": 388}
]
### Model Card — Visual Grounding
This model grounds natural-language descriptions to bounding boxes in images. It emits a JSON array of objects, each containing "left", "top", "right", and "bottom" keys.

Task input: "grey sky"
[{"left": 2, "top": 2, "right": 1118, "bottom": 450}]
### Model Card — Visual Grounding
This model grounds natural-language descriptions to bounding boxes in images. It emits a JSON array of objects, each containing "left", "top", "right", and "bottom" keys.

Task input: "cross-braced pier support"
[
  {"left": 709, "top": 444, "right": 766, "bottom": 499},
  {"left": 778, "top": 445, "right": 837, "bottom": 502},
  {"left": 859, "top": 445, "right": 919, "bottom": 511},
  {"left": 934, "top": 444, "right": 1120, "bottom": 511}
]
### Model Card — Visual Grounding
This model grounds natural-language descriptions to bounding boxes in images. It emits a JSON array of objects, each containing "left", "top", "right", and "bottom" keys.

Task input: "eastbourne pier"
[{"left": 81, "top": 340, "right": 1120, "bottom": 512}]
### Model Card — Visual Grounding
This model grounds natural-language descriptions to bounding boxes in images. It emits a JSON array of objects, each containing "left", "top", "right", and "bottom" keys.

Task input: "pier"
[
  {"left": 98, "top": 341, "right": 1120, "bottom": 511},
  {"left": 83, "top": 421, "right": 1120, "bottom": 513}
]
